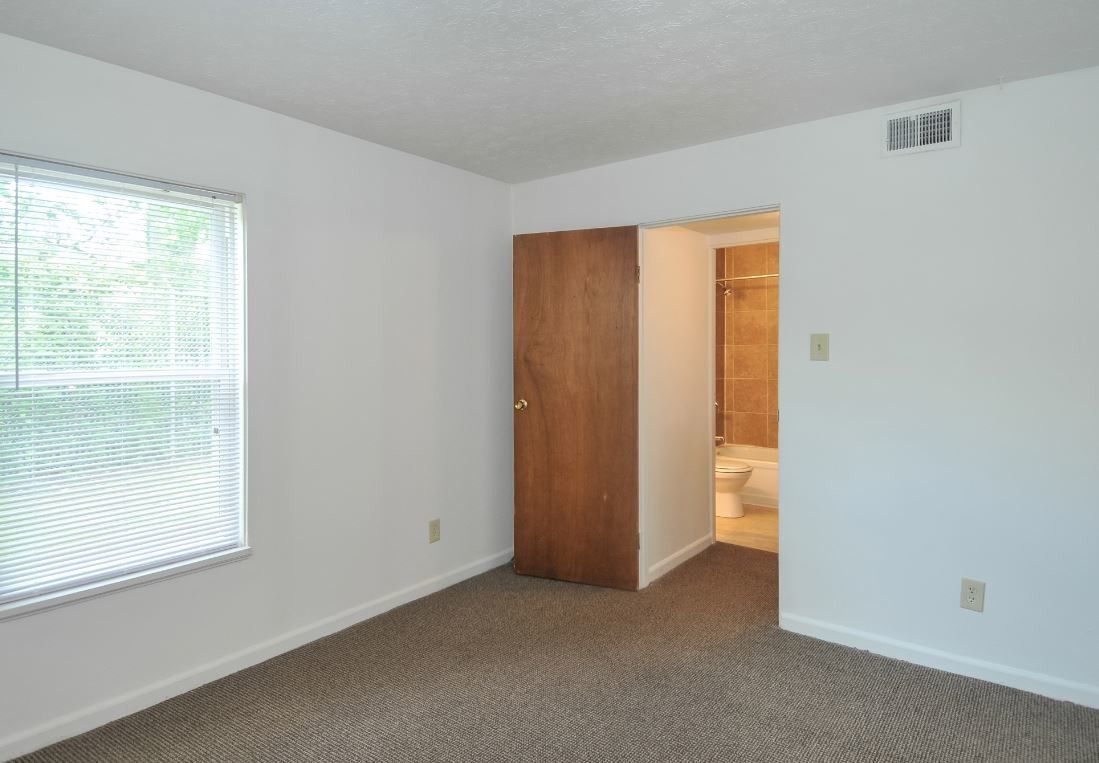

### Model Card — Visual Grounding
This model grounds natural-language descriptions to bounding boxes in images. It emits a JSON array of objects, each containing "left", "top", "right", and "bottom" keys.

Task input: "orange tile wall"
[{"left": 716, "top": 243, "right": 778, "bottom": 448}]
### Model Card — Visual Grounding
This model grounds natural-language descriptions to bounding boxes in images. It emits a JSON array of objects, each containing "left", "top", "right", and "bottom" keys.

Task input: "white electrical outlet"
[
  {"left": 960, "top": 578, "right": 985, "bottom": 612},
  {"left": 428, "top": 518, "right": 441, "bottom": 544}
]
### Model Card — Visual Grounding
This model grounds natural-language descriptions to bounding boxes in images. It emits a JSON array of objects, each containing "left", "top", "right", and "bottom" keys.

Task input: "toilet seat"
[{"left": 715, "top": 458, "right": 752, "bottom": 474}]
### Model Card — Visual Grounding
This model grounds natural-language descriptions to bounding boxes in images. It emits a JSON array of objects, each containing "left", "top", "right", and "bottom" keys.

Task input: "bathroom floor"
[{"left": 716, "top": 504, "right": 777, "bottom": 553}]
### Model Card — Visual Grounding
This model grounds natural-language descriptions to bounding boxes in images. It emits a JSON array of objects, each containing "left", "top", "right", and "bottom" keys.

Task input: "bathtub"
[{"left": 716, "top": 444, "right": 778, "bottom": 508}]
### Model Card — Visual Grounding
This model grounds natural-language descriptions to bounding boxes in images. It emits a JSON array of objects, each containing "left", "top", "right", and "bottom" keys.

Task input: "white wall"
[
  {"left": 515, "top": 66, "right": 1099, "bottom": 707},
  {"left": 0, "top": 34, "right": 514, "bottom": 758},
  {"left": 639, "top": 226, "right": 714, "bottom": 584}
]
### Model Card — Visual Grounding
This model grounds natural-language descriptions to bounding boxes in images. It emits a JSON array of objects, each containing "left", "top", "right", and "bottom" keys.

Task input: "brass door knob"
[{"left": 514, "top": 399, "right": 528, "bottom": 411}]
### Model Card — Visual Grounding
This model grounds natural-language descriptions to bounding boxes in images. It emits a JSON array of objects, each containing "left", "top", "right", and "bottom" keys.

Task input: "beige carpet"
[{"left": 19, "top": 544, "right": 1099, "bottom": 762}]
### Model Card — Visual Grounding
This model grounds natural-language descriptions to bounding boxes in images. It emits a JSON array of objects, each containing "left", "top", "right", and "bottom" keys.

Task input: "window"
[{"left": 0, "top": 153, "right": 245, "bottom": 616}]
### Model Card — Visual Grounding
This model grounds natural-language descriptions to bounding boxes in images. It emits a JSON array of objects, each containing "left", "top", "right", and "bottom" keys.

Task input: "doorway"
[
  {"left": 511, "top": 208, "right": 779, "bottom": 592},
  {"left": 638, "top": 209, "right": 780, "bottom": 587}
]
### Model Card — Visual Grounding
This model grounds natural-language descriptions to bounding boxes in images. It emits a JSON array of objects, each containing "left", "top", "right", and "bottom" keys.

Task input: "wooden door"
[{"left": 513, "top": 226, "right": 639, "bottom": 590}]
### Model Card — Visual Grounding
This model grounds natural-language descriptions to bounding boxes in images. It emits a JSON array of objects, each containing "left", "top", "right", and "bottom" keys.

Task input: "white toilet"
[{"left": 715, "top": 455, "right": 753, "bottom": 518}]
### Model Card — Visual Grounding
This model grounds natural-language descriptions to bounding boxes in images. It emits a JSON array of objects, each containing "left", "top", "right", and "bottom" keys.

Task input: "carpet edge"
[{"left": 0, "top": 547, "right": 515, "bottom": 762}]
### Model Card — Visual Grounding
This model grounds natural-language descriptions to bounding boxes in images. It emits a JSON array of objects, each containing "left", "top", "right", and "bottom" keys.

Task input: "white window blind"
[{"left": 0, "top": 153, "right": 245, "bottom": 612}]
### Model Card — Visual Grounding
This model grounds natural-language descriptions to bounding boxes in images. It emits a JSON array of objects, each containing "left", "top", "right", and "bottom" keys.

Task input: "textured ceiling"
[{"left": 2, "top": 1, "right": 1098, "bottom": 182}]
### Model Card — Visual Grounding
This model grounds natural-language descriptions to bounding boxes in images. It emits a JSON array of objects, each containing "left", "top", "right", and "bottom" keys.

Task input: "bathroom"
[{"left": 712, "top": 211, "right": 779, "bottom": 553}]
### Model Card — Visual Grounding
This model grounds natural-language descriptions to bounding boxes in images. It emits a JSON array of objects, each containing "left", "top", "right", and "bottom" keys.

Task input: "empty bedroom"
[{"left": 1, "top": 2, "right": 1098, "bottom": 761}]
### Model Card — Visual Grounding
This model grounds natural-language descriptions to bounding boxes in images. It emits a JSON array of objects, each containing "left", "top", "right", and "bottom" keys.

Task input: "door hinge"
[
  {"left": 636, "top": 265, "right": 640, "bottom": 284},
  {"left": 638, "top": 532, "right": 641, "bottom": 549}
]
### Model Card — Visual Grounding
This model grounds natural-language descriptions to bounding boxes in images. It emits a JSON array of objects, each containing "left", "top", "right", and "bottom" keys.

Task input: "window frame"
[{"left": 0, "top": 150, "right": 249, "bottom": 621}]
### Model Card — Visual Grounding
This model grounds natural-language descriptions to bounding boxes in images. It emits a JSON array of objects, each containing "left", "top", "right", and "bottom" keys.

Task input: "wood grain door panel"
[{"left": 513, "top": 226, "right": 639, "bottom": 590}]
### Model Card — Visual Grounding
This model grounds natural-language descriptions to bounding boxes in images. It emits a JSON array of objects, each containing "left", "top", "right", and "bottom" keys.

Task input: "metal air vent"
[{"left": 883, "top": 101, "right": 960, "bottom": 155}]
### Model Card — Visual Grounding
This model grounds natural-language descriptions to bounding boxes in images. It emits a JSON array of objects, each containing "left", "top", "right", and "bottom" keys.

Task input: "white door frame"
[{"left": 636, "top": 204, "right": 781, "bottom": 589}]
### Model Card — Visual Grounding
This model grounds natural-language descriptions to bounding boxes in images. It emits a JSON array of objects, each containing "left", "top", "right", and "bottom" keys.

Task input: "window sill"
[{"left": 0, "top": 546, "right": 252, "bottom": 622}]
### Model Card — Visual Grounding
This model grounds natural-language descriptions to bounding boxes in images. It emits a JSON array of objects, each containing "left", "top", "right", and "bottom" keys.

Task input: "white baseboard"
[
  {"left": 0, "top": 548, "right": 514, "bottom": 762},
  {"left": 647, "top": 533, "right": 713, "bottom": 583},
  {"left": 780, "top": 612, "right": 1099, "bottom": 709},
  {"left": 740, "top": 489, "right": 777, "bottom": 508}
]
